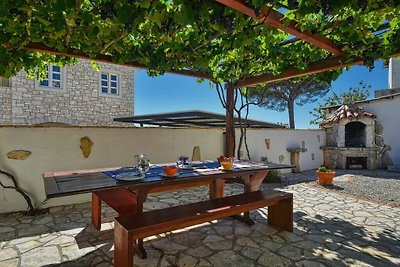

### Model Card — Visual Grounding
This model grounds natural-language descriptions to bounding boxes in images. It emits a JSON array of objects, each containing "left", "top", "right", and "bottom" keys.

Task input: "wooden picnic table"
[
  {"left": 43, "top": 161, "right": 292, "bottom": 199},
  {"left": 43, "top": 160, "right": 293, "bottom": 258}
]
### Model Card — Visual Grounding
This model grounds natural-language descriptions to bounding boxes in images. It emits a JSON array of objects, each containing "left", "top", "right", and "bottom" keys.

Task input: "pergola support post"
[{"left": 225, "top": 82, "right": 235, "bottom": 157}]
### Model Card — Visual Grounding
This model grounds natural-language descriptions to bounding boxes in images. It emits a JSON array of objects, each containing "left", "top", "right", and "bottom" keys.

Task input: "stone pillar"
[{"left": 287, "top": 147, "right": 307, "bottom": 173}]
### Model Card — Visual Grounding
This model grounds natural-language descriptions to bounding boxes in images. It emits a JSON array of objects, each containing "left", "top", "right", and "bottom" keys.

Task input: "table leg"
[
  {"left": 230, "top": 213, "right": 255, "bottom": 225},
  {"left": 132, "top": 188, "right": 149, "bottom": 259},
  {"left": 209, "top": 178, "right": 225, "bottom": 199},
  {"left": 232, "top": 171, "right": 269, "bottom": 225},
  {"left": 243, "top": 171, "right": 269, "bottom": 193},
  {"left": 91, "top": 193, "right": 101, "bottom": 230}
]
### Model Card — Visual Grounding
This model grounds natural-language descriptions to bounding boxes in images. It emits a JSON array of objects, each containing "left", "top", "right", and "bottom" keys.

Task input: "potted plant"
[{"left": 316, "top": 166, "right": 335, "bottom": 185}]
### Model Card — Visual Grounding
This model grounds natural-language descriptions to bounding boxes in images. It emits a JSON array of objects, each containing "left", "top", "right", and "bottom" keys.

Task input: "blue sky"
[{"left": 134, "top": 61, "right": 388, "bottom": 129}]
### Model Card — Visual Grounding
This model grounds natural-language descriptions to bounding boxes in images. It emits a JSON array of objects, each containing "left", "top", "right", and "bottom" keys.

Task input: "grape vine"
[{"left": 0, "top": 0, "right": 399, "bottom": 83}]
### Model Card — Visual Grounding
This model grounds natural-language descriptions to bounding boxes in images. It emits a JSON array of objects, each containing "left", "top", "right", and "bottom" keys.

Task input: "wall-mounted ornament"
[
  {"left": 80, "top": 136, "right": 93, "bottom": 158},
  {"left": 265, "top": 139, "right": 271, "bottom": 150},
  {"left": 278, "top": 155, "right": 284, "bottom": 164},
  {"left": 301, "top": 141, "right": 305, "bottom": 148},
  {"left": 7, "top": 150, "right": 31, "bottom": 160}
]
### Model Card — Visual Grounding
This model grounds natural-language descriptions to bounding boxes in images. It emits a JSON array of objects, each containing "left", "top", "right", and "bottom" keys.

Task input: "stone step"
[{"left": 388, "top": 165, "right": 400, "bottom": 172}]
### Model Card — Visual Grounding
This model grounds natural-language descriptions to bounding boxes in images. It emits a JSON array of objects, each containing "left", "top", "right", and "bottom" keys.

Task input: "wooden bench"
[
  {"left": 92, "top": 189, "right": 138, "bottom": 230},
  {"left": 91, "top": 180, "right": 213, "bottom": 231},
  {"left": 114, "top": 189, "right": 293, "bottom": 267}
]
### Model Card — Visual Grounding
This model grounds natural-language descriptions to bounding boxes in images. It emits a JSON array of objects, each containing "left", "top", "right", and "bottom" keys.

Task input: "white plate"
[
  {"left": 114, "top": 172, "right": 145, "bottom": 181},
  {"left": 235, "top": 164, "right": 251, "bottom": 168}
]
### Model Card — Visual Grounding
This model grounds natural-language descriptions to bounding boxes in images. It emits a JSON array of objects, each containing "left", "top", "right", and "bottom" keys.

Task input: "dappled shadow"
[
  {"left": 318, "top": 184, "right": 345, "bottom": 191},
  {"left": 43, "top": 242, "right": 114, "bottom": 266},
  {"left": 0, "top": 214, "right": 86, "bottom": 243},
  {"left": 1, "top": 182, "right": 400, "bottom": 266},
  {"left": 74, "top": 224, "right": 113, "bottom": 249},
  {"left": 293, "top": 211, "right": 400, "bottom": 266},
  {"left": 0, "top": 203, "right": 117, "bottom": 243}
]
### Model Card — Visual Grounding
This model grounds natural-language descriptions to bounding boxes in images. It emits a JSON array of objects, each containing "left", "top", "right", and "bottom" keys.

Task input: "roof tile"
[{"left": 321, "top": 104, "right": 376, "bottom": 126}]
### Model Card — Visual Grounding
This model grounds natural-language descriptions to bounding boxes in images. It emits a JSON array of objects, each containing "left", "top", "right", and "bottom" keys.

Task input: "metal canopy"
[{"left": 114, "top": 110, "right": 285, "bottom": 129}]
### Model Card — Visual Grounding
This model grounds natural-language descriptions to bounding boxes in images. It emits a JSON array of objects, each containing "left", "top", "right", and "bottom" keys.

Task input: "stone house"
[{"left": 0, "top": 60, "right": 134, "bottom": 126}]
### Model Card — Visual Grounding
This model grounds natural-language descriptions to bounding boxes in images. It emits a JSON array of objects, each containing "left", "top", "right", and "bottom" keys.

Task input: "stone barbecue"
[{"left": 320, "top": 104, "right": 392, "bottom": 170}]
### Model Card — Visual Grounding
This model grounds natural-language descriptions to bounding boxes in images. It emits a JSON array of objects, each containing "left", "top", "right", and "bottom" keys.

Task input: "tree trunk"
[
  {"left": 288, "top": 99, "right": 295, "bottom": 129},
  {"left": 225, "top": 83, "right": 235, "bottom": 157},
  {"left": 0, "top": 169, "right": 35, "bottom": 213}
]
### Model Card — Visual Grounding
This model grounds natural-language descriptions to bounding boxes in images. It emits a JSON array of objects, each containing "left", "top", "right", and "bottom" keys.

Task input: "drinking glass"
[{"left": 135, "top": 154, "right": 150, "bottom": 174}]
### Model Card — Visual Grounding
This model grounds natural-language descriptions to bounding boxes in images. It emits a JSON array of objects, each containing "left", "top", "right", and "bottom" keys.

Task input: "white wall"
[
  {"left": 237, "top": 129, "right": 325, "bottom": 172},
  {"left": 0, "top": 126, "right": 325, "bottom": 213},
  {"left": 0, "top": 127, "right": 224, "bottom": 213},
  {"left": 358, "top": 98, "right": 400, "bottom": 164}
]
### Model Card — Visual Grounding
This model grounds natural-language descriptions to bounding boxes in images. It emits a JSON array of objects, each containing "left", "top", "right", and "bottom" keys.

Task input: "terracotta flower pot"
[{"left": 317, "top": 171, "right": 335, "bottom": 185}]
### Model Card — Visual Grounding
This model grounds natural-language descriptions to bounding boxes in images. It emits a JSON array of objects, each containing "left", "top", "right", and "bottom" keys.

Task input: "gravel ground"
[
  {"left": 332, "top": 175, "right": 400, "bottom": 206},
  {"left": 282, "top": 169, "right": 400, "bottom": 207}
]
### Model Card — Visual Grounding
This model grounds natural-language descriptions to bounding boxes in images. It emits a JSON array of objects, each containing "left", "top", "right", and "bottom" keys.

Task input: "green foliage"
[
  {"left": 0, "top": 1, "right": 399, "bottom": 82},
  {"left": 246, "top": 74, "right": 335, "bottom": 128},
  {"left": 310, "top": 81, "right": 371, "bottom": 125},
  {"left": 317, "top": 165, "right": 332, "bottom": 172}
]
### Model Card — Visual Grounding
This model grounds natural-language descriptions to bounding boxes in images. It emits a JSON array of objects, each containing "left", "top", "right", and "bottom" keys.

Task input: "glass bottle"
[{"left": 135, "top": 154, "right": 150, "bottom": 174}]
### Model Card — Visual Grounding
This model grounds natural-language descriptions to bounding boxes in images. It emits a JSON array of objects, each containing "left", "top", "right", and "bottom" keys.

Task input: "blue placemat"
[
  {"left": 104, "top": 167, "right": 139, "bottom": 179},
  {"left": 199, "top": 162, "right": 220, "bottom": 169},
  {"left": 104, "top": 162, "right": 220, "bottom": 180}
]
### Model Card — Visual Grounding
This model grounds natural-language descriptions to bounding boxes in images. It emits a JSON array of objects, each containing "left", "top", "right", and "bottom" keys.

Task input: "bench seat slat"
[{"left": 116, "top": 190, "right": 292, "bottom": 239}]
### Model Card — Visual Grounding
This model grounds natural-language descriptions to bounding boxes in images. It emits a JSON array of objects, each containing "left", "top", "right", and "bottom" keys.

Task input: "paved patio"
[{"left": 0, "top": 182, "right": 399, "bottom": 267}]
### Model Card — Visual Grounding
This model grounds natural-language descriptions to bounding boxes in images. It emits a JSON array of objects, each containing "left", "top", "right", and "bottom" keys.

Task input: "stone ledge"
[{"left": 287, "top": 147, "right": 307, "bottom": 153}]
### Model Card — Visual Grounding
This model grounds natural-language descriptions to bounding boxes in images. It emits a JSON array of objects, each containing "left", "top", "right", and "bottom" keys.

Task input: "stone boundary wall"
[
  {"left": 0, "top": 126, "right": 324, "bottom": 213},
  {"left": 0, "top": 86, "right": 12, "bottom": 124},
  {"left": 0, "top": 60, "right": 134, "bottom": 127}
]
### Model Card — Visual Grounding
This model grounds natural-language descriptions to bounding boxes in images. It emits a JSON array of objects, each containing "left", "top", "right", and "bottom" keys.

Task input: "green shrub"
[{"left": 317, "top": 166, "right": 332, "bottom": 172}]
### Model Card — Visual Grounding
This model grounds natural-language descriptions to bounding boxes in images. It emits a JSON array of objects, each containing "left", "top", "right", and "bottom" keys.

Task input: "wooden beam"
[
  {"left": 24, "top": 42, "right": 214, "bottom": 81},
  {"left": 234, "top": 57, "right": 362, "bottom": 88},
  {"left": 233, "top": 51, "right": 400, "bottom": 88},
  {"left": 215, "top": 0, "right": 342, "bottom": 56}
]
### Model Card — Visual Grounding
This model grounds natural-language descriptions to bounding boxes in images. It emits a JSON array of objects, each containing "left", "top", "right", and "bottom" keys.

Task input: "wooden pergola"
[{"left": 14, "top": 1, "right": 400, "bottom": 157}]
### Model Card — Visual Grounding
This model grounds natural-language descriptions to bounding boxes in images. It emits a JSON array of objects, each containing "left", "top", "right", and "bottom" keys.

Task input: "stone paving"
[{"left": 0, "top": 182, "right": 399, "bottom": 267}]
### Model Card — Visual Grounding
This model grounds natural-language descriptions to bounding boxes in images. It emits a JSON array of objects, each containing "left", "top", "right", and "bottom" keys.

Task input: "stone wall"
[
  {"left": 324, "top": 116, "right": 375, "bottom": 148},
  {"left": 0, "top": 86, "right": 12, "bottom": 124},
  {"left": 0, "top": 60, "right": 134, "bottom": 126},
  {"left": 322, "top": 147, "right": 380, "bottom": 170}
]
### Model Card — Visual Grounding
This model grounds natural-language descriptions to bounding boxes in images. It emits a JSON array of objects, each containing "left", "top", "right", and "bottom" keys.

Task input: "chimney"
[
  {"left": 389, "top": 58, "right": 400, "bottom": 89},
  {"left": 375, "top": 58, "right": 400, "bottom": 98}
]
